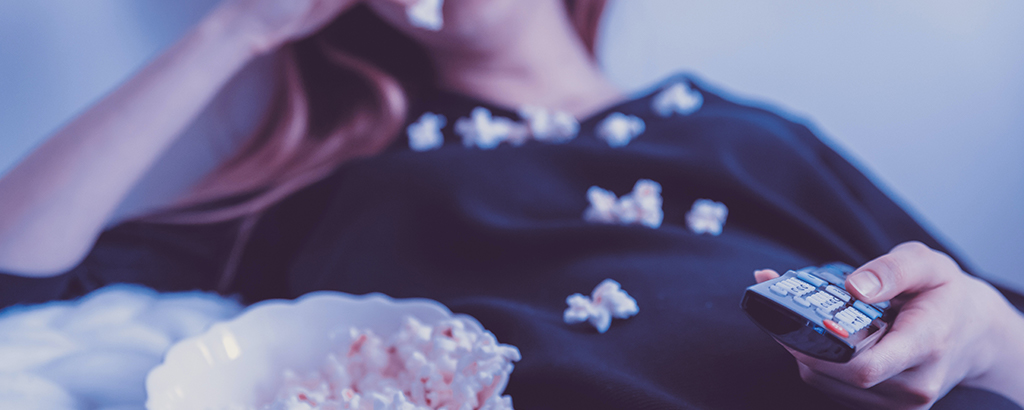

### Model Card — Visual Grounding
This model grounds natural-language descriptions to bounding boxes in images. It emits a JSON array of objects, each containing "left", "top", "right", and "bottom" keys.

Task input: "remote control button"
[
  {"left": 797, "top": 272, "right": 827, "bottom": 287},
  {"left": 792, "top": 296, "right": 811, "bottom": 307},
  {"left": 823, "top": 319, "right": 849, "bottom": 338},
  {"left": 854, "top": 300, "right": 883, "bottom": 320},
  {"left": 835, "top": 307, "right": 871, "bottom": 333},
  {"left": 873, "top": 300, "right": 891, "bottom": 310},
  {"left": 779, "top": 278, "right": 813, "bottom": 297},
  {"left": 807, "top": 291, "right": 842, "bottom": 312},
  {"left": 838, "top": 320, "right": 858, "bottom": 334},
  {"left": 770, "top": 284, "right": 788, "bottom": 296},
  {"left": 816, "top": 307, "right": 834, "bottom": 319},
  {"left": 826, "top": 285, "right": 852, "bottom": 302}
]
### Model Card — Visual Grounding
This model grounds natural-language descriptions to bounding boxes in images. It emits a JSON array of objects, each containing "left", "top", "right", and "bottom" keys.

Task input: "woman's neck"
[{"left": 428, "top": 3, "right": 623, "bottom": 118}]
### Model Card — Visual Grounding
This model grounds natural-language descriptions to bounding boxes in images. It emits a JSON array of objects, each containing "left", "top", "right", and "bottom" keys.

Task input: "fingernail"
[{"left": 848, "top": 272, "right": 882, "bottom": 298}]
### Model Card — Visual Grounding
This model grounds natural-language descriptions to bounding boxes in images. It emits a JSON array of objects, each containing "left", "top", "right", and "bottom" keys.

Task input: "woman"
[{"left": 0, "top": 0, "right": 1022, "bottom": 408}]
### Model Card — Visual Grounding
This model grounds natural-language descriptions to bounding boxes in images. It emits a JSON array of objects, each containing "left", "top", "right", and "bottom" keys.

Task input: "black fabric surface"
[{"left": 1, "top": 74, "right": 1020, "bottom": 409}]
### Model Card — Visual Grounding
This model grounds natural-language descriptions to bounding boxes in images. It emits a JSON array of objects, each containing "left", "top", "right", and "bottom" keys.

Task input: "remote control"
[{"left": 741, "top": 263, "right": 892, "bottom": 363}]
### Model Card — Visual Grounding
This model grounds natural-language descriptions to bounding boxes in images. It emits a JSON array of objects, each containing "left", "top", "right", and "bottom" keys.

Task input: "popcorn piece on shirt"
[
  {"left": 517, "top": 105, "right": 579, "bottom": 143},
  {"left": 582, "top": 186, "right": 618, "bottom": 224},
  {"left": 407, "top": 112, "right": 446, "bottom": 152},
  {"left": 652, "top": 82, "right": 703, "bottom": 117},
  {"left": 583, "top": 179, "right": 664, "bottom": 229},
  {"left": 565, "top": 293, "right": 610, "bottom": 333},
  {"left": 406, "top": 0, "right": 444, "bottom": 31},
  {"left": 630, "top": 179, "right": 664, "bottom": 229},
  {"left": 563, "top": 279, "right": 639, "bottom": 333},
  {"left": 454, "top": 107, "right": 526, "bottom": 149},
  {"left": 503, "top": 123, "right": 531, "bottom": 147},
  {"left": 596, "top": 112, "right": 645, "bottom": 147},
  {"left": 685, "top": 199, "right": 728, "bottom": 236}
]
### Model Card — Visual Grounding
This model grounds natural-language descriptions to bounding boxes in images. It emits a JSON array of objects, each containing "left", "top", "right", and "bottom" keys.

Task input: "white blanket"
[{"left": 0, "top": 285, "right": 242, "bottom": 410}]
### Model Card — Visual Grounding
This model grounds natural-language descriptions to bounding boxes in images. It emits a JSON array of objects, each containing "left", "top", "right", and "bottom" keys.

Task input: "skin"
[
  {"left": 0, "top": 0, "right": 1020, "bottom": 407},
  {"left": 0, "top": 0, "right": 619, "bottom": 276},
  {"left": 363, "top": 0, "right": 623, "bottom": 116},
  {"left": 756, "top": 242, "right": 1024, "bottom": 408}
]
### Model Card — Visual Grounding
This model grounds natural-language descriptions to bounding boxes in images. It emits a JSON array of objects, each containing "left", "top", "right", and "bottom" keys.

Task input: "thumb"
[{"left": 845, "top": 241, "right": 959, "bottom": 303}]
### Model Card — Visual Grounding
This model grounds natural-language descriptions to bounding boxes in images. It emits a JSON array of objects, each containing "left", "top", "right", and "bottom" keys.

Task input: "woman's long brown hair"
[{"left": 146, "top": 1, "right": 607, "bottom": 289}]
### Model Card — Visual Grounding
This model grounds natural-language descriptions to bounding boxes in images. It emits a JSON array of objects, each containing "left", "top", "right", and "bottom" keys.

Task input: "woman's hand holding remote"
[{"left": 758, "top": 242, "right": 1024, "bottom": 408}]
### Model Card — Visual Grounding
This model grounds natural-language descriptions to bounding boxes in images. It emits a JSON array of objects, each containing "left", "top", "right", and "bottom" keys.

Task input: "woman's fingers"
[
  {"left": 781, "top": 241, "right": 998, "bottom": 408},
  {"left": 753, "top": 268, "right": 780, "bottom": 284},
  {"left": 775, "top": 242, "right": 1024, "bottom": 407},
  {"left": 844, "top": 241, "right": 959, "bottom": 303},
  {"left": 287, "top": 0, "right": 363, "bottom": 40},
  {"left": 819, "top": 308, "right": 935, "bottom": 388},
  {"left": 796, "top": 361, "right": 893, "bottom": 409},
  {"left": 224, "top": 0, "right": 364, "bottom": 53},
  {"left": 787, "top": 319, "right": 928, "bottom": 391},
  {"left": 796, "top": 361, "right": 946, "bottom": 410},
  {"left": 754, "top": 261, "right": 933, "bottom": 387}
]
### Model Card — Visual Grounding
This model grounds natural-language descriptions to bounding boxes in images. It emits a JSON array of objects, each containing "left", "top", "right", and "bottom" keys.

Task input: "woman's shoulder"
[
  {"left": 637, "top": 73, "right": 799, "bottom": 119},
  {"left": 600, "top": 72, "right": 831, "bottom": 160},
  {"left": 637, "top": 73, "right": 821, "bottom": 134}
]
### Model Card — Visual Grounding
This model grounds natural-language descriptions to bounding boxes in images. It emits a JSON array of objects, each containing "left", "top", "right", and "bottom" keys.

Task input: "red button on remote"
[{"left": 823, "top": 319, "right": 849, "bottom": 338}]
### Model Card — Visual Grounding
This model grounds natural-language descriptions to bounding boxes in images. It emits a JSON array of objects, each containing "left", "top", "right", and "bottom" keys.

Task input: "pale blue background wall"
[
  {"left": 599, "top": 0, "right": 1024, "bottom": 290},
  {"left": 1, "top": 0, "right": 1022, "bottom": 290}
]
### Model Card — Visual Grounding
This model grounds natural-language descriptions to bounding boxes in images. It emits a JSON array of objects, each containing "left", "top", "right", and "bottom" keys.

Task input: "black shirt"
[{"left": 2, "top": 74, "right": 1021, "bottom": 409}]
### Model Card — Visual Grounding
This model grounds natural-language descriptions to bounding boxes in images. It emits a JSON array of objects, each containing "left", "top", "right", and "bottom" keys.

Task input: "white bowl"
[{"left": 145, "top": 292, "right": 495, "bottom": 410}]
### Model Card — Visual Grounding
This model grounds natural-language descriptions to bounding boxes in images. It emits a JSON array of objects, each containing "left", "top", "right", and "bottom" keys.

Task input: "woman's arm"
[{"left": 0, "top": 0, "right": 357, "bottom": 277}]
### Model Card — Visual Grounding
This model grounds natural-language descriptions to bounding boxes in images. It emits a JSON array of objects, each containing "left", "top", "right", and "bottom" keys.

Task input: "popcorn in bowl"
[
  {"left": 145, "top": 292, "right": 519, "bottom": 410},
  {"left": 262, "top": 316, "right": 520, "bottom": 410}
]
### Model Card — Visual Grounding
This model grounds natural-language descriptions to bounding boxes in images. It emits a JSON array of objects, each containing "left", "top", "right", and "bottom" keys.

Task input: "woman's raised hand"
[
  {"left": 757, "top": 242, "right": 1024, "bottom": 409},
  {"left": 216, "top": 0, "right": 364, "bottom": 54},
  {"left": 0, "top": 0, "right": 369, "bottom": 276}
]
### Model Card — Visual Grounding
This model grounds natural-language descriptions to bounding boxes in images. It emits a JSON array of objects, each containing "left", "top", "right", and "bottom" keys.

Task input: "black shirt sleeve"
[
  {"left": 0, "top": 219, "right": 238, "bottom": 310},
  {"left": 0, "top": 170, "right": 337, "bottom": 310}
]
